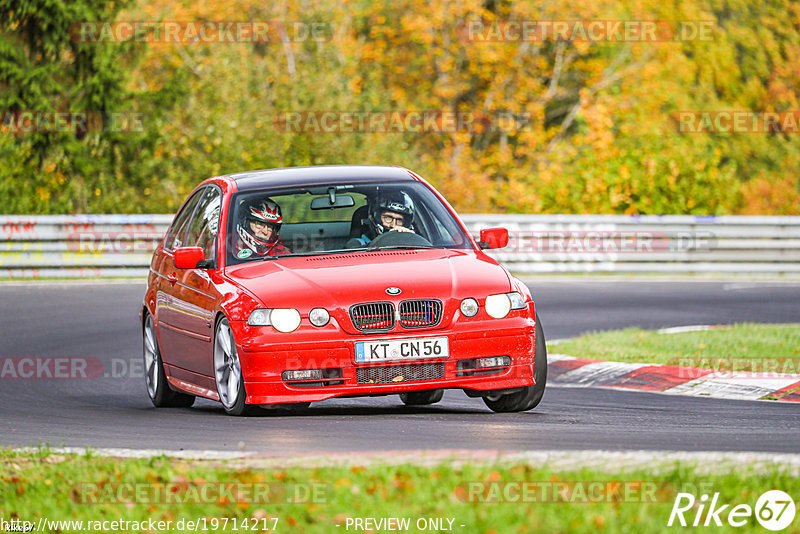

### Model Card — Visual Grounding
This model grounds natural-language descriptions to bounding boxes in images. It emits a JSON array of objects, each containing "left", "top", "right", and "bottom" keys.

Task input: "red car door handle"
[{"left": 167, "top": 274, "right": 178, "bottom": 285}]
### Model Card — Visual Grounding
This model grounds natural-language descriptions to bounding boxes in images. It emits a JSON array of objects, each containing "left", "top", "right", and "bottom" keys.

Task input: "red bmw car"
[{"left": 141, "top": 165, "right": 546, "bottom": 415}]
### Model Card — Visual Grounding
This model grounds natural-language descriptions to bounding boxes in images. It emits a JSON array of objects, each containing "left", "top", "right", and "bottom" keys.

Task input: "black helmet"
[{"left": 369, "top": 191, "right": 415, "bottom": 236}]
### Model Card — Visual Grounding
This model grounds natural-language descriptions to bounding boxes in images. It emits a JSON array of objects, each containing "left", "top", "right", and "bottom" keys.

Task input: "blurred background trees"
[{"left": 1, "top": 0, "right": 798, "bottom": 214}]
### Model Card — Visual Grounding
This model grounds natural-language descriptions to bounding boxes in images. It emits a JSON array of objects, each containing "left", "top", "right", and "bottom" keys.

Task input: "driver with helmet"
[
  {"left": 348, "top": 191, "right": 415, "bottom": 247},
  {"left": 234, "top": 197, "right": 291, "bottom": 259}
]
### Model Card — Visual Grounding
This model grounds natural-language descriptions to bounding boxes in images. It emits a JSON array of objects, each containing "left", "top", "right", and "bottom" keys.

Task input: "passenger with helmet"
[
  {"left": 347, "top": 191, "right": 415, "bottom": 247},
  {"left": 234, "top": 197, "right": 291, "bottom": 259}
]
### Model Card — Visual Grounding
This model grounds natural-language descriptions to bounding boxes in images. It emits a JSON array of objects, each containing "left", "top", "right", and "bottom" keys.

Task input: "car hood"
[{"left": 224, "top": 249, "right": 511, "bottom": 310}]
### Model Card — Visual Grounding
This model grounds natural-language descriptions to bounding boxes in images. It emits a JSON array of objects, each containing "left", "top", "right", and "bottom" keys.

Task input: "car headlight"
[
  {"left": 485, "top": 292, "right": 525, "bottom": 319},
  {"left": 460, "top": 298, "right": 479, "bottom": 317},
  {"left": 485, "top": 294, "right": 511, "bottom": 319},
  {"left": 507, "top": 291, "right": 525, "bottom": 310},
  {"left": 248, "top": 308, "right": 301, "bottom": 333},
  {"left": 308, "top": 307, "right": 330, "bottom": 327},
  {"left": 270, "top": 309, "right": 301, "bottom": 333},
  {"left": 248, "top": 309, "right": 271, "bottom": 326}
]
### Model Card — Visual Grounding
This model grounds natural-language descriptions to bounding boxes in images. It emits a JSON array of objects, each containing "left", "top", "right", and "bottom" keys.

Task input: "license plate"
[{"left": 355, "top": 336, "right": 449, "bottom": 363}]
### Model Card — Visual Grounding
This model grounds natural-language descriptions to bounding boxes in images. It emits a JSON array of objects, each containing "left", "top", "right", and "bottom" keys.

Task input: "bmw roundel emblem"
[{"left": 386, "top": 287, "right": 402, "bottom": 295}]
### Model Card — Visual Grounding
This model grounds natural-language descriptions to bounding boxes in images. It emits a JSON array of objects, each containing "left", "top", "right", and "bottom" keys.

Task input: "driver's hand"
[{"left": 390, "top": 226, "right": 414, "bottom": 233}]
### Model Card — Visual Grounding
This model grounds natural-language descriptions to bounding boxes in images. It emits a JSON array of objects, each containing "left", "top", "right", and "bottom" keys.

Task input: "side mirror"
[
  {"left": 478, "top": 227, "right": 509, "bottom": 249},
  {"left": 174, "top": 247, "right": 206, "bottom": 269}
]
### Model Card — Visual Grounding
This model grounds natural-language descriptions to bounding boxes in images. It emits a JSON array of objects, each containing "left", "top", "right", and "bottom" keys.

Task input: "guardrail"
[
  {"left": 1, "top": 214, "right": 799, "bottom": 278},
  {"left": 0, "top": 215, "right": 171, "bottom": 279},
  {"left": 460, "top": 215, "right": 800, "bottom": 274}
]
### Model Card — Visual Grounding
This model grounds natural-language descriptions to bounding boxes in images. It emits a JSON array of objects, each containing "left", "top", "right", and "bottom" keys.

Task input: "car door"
[
  {"left": 154, "top": 188, "right": 205, "bottom": 364},
  {"left": 168, "top": 186, "right": 223, "bottom": 377}
]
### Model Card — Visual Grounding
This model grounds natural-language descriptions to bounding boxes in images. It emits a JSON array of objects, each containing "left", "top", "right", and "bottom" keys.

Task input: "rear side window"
[
  {"left": 164, "top": 188, "right": 205, "bottom": 251},
  {"left": 184, "top": 187, "right": 222, "bottom": 260}
]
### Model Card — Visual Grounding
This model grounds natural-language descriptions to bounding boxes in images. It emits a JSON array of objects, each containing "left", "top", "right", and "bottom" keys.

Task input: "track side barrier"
[{"left": 1, "top": 214, "right": 799, "bottom": 278}]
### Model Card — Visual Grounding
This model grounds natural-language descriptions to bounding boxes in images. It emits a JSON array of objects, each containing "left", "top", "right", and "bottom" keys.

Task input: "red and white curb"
[{"left": 549, "top": 353, "right": 800, "bottom": 402}]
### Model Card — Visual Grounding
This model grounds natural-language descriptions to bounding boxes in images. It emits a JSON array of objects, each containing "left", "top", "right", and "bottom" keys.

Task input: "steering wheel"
[{"left": 367, "top": 230, "right": 432, "bottom": 249}]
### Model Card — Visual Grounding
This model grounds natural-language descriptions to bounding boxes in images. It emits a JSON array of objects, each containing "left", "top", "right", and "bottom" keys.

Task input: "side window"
[
  {"left": 423, "top": 203, "right": 452, "bottom": 244},
  {"left": 164, "top": 188, "right": 205, "bottom": 251},
  {"left": 184, "top": 187, "right": 222, "bottom": 261},
  {"left": 413, "top": 192, "right": 466, "bottom": 247}
]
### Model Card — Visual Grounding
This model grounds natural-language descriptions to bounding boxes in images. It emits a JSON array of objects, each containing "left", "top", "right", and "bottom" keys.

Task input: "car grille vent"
[
  {"left": 399, "top": 299, "right": 442, "bottom": 328},
  {"left": 350, "top": 302, "right": 395, "bottom": 331},
  {"left": 306, "top": 251, "right": 419, "bottom": 261},
  {"left": 357, "top": 363, "right": 445, "bottom": 384}
]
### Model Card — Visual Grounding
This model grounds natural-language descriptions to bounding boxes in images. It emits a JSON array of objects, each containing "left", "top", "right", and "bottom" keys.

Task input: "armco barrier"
[
  {"left": 0, "top": 214, "right": 172, "bottom": 279},
  {"left": 460, "top": 214, "right": 800, "bottom": 274},
  {"left": 1, "top": 214, "right": 799, "bottom": 278}
]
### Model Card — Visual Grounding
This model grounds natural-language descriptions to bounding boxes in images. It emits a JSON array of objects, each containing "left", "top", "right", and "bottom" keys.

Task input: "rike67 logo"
[{"left": 668, "top": 490, "right": 796, "bottom": 530}]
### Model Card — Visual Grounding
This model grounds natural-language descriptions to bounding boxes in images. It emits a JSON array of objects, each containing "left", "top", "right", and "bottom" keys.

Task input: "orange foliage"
[{"left": 740, "top": 177, "right": 800, "bottom": 215}]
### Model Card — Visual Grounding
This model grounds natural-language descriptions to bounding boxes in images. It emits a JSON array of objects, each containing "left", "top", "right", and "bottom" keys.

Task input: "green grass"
[
  {"left": 553, "top": 323, "right": 800, "bottom": 372},
  {"left": 1, "top": 449, "right": 799, "bottom": 533}
]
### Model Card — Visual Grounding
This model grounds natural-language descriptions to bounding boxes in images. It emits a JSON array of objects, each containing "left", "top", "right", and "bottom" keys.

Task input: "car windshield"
[{"left": 226, "top": 180, "right": 472, "bottom": 264}]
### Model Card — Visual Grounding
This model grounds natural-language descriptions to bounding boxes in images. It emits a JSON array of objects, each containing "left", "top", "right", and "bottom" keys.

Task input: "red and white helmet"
[{"left": 237, "top": 198, "right": 283, "bottom": 254}]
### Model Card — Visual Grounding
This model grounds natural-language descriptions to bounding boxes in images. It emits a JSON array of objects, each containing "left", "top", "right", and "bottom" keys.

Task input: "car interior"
[{"left": 227, "top": 182, "right": 468, "bottom": 263}]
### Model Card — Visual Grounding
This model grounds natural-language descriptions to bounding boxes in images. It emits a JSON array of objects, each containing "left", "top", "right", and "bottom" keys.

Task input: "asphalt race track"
[{"left": 1, "top": 279, "right": 799, "bottom": 454}]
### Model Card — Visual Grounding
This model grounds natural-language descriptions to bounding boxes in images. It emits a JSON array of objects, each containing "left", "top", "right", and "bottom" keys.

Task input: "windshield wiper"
[
  {"left": 255, "top": 245, "right": 437, "bottom": 260},
  {"left": 259, "top": 248, "right": 368, "bottom": 260},
  {"left": 366, "top": 245, "right": 437, "bottom": 251},
  {"left": 259, "top": 251, "right": 321, "bottom": 260}
]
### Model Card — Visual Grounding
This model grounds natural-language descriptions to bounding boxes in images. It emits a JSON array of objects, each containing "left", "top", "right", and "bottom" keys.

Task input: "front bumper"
[{"left": 231, "top": 316, "right": 538, "bottom": 405}]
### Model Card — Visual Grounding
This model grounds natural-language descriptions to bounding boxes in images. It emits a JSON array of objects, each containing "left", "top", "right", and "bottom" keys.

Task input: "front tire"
[
  {"left": 213, "top": 317, "right": 256, "bottom": 416},
  {"left": 400, "top": 389, "right": 444, "bottom": 405},
  {"left": 143, "top": 312, "right": 195, "bottom": 408},
  {"left": 483, "top": 314, "right": 547, "bottom": 413}
]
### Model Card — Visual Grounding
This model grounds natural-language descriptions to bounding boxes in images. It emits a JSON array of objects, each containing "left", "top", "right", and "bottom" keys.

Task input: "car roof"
[{"left": 227, "top": 165, "right": 419, "bottom": 191}]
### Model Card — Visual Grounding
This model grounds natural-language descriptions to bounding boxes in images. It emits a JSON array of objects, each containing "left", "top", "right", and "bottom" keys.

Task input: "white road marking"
[
  {"left": 656, "top": 325, "right": 718, "bottom": 334},
  {"left": 724, "top": 282, "right": 800, "bottom": 291},
  {"left": 665, "top": 374, "right": 800, "bottom": 400},
  {"left": 552, "top": 361, "right": 650, "bottom": 386}
]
